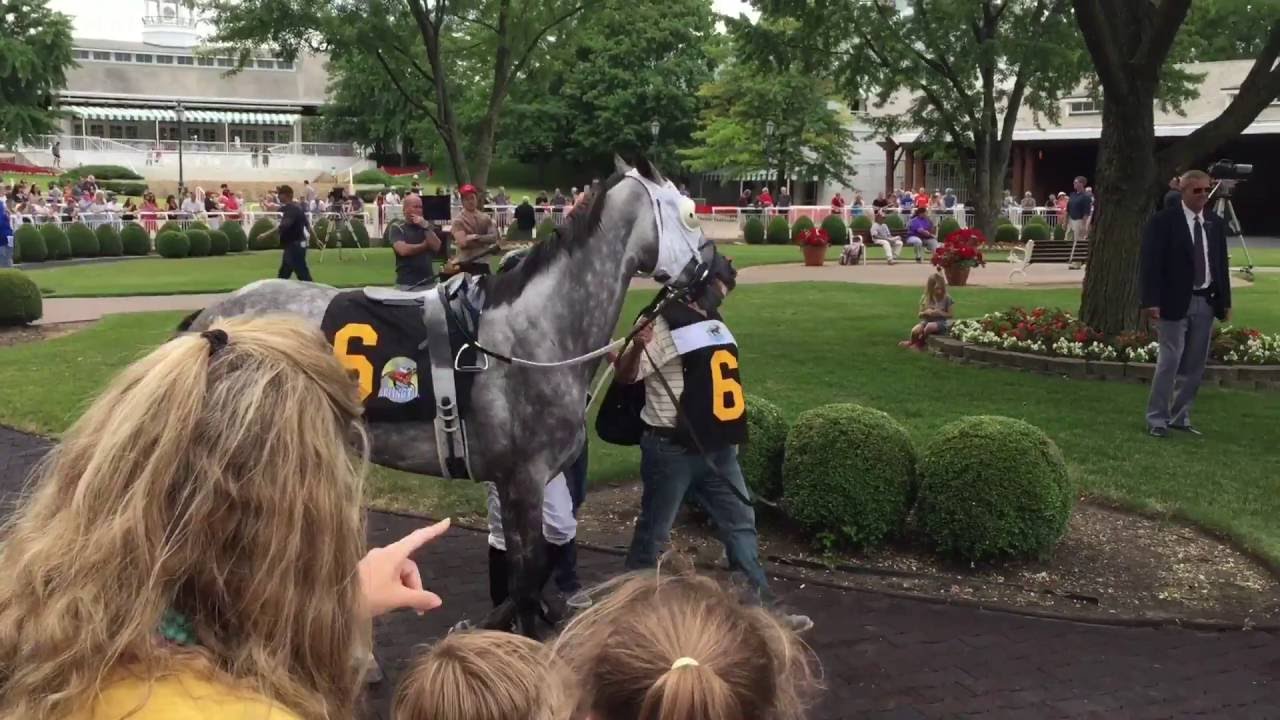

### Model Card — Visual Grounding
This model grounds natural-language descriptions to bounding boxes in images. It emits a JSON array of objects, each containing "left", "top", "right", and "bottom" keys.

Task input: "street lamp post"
[
  {"left": 649, "top": 119, "right": 660, "bottom": 155},
  {"left": 765, "top": 120, "right": 776, "bottom": 195},
  {"left": 175, "top": 103, "right": 185, "bottom": 197}
]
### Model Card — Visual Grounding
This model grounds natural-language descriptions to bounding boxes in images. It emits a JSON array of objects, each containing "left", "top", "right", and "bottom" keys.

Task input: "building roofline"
[{"left": 56, "top": 90, "right": 324, "bottom": 111}]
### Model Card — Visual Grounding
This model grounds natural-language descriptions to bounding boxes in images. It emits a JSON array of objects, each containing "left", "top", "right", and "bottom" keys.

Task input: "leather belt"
[{"left": 1192, "top": 286, "right": 1215, "bottom": 297}]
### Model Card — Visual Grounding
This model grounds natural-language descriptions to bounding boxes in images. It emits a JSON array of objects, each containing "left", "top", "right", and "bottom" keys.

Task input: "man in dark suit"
[{"left": 1140, "top": 169, "right": 1232, "bottom": 438}]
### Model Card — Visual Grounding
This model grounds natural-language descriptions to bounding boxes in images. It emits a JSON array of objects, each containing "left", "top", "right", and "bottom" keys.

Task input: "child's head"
[
  {"left": 553, "top": 567, "right": 819, "bottom": 720},
  {"left": 395, "top": 630, "right": 577, "bottom": 720},
  {"left": 926, "top": 272, "right": 949, "bottom": 300}
]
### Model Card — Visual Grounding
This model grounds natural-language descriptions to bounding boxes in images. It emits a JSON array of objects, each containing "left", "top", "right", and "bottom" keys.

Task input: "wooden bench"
[{"left": 1008, "top": 238, "right": 1089, "bottom": 281}]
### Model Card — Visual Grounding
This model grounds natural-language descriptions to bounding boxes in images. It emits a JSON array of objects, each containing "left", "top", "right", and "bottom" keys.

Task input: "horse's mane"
[{"left": 484, "top": 157, "right": 662, "bottom": 308}]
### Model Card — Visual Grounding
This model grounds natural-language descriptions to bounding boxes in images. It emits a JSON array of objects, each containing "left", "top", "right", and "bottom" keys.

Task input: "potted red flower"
[
  {"left": 931, "top": 227, "right": 987, "bottom": 286},
  {"left": 796, "top": 226, "right": 831, "bottom": 266}
]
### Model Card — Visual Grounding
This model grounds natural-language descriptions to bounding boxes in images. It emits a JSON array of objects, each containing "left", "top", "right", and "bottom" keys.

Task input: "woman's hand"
[{"left": 358, "top": 518, "right": 451, "bottom": 619}]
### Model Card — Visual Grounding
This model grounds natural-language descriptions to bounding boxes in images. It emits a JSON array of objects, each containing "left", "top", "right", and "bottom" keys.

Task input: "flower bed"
[{"left": 953, "top": 307, "right": 1280, "bottom": 365}]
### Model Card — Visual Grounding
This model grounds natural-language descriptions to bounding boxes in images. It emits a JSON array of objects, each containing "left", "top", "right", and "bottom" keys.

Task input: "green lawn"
[
  {"left": 23, "top": 245, "right": 851, "bottom": 298},
  {"left": 3, "top": 279, "right": 1278, "bottom": 561}
]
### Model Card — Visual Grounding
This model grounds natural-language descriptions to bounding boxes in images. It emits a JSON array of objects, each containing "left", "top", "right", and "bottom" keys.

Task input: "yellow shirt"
[{"left": 70, "top": 672, "right": 301, "bottom": 720}]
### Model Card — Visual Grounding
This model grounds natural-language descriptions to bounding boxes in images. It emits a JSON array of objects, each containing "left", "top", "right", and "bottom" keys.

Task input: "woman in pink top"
[{"left": 139, "top": 192, "right": 160, "bottom": 235}]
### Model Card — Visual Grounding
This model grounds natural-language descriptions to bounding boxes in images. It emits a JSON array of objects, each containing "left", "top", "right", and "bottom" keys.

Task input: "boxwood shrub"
[
  {"left": 185, "top": 229, "right": 211, "bottom": 257},
  {"left": 790, "top": 215, "right": 815, "bottom": 243},
  {"left": 14, "top": 225, "right": 47, "bottom": 263},
  {"left": 0, "top": 270, "right": 42, "bottom": 325},
  {"left": 739, "top": 394, "right": 788, "bottom": 502},
  {"left": 207, "top": 229, "right": 230, "bottom": 256},
  {"left": 782, "top": 404, "right": 917, "bottom": 549},
  {"left": 95, "top": 224, "right": 123, "bottom": 256},
  {"left": 994, "top": 223, "right": 1021, "bottom": 244},
  {"left": 248, "top": 218, "right": 277, "bottom": 250},
  {"left": 765, "top": 216, "right": 790, "bottom": 245},
  {"left": 120, "top": 223, "right": 151, "bottom": 255},
  {"left": 39, "top": 224, "right": 71, "bottom": 260},
  {"left": 820, "top": 214, "right": 848, "bottom": 246},
  {"left": 743, "top": 217, "right": 766, "bottom": 245},
  {"left": 915, "top": 416, "right": 1073, "bottom": 562},
  {"left": 884, "top": 213, "right": 906, "bottom": 232},
  {"left": 937, "top": 217, "right": 961, "bottom": 241},
  {"left": 156, "top": 230, "right": 190, "bottom": 258},
  {"left": 221, "top": 221, "right": 247, "bottom": 252},
  {"left": 67, "top": 222, "right": 99, "bottom": 257},
  {"left": 1021, "top": 222, "right": 1050, "bottom": 242}
]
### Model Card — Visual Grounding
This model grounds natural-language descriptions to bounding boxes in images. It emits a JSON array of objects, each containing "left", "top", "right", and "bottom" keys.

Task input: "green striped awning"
[{"left": 64, "top": 105, "right": 299, "bottom": 125}]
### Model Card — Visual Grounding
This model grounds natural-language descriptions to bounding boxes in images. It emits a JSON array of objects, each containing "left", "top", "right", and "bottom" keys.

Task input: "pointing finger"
[{"left": 390, "top": 518, "right": 452, "bottom": 558}]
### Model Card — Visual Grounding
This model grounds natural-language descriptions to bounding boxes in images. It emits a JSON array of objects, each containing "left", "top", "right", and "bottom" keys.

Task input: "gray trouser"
[
  {"left": 0, "top": 245, "right": 12, "bottom": 268},
  {"left": 1146, "top": 295, "right": 1215, "bottom": 429}
]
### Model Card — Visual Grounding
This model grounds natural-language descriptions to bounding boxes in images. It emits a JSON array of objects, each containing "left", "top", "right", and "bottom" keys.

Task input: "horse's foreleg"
[{"left": 490, "top": 472, "right": 548, "bottom": 638}]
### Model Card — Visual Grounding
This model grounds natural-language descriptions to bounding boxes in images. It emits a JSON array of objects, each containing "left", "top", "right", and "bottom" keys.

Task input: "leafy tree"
[
  {"left": 1073, "top": 2, "right": 1280, "bottom": 333},
  {"left": 202, "top": 0, "right": 588, "bottom": 187},
  {"left": 772, "top": 0, "right": 1085, "bottom": 238},
  {"left": 0, "top": 0, "right": 75, "bottom": 144},
  {"left": 1176, "top": 0, "right": 1277, "bottom": 61}
]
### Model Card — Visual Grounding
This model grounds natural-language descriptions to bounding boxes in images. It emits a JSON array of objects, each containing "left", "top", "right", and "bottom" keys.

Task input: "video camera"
[{"left": 1208, "top": 159, "right": 1253, "bottom": 181}]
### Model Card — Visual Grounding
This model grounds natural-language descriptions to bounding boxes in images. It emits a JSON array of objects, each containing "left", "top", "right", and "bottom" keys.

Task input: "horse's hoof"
[{"left": 449, "top": 619, "right": 475, "bottom": 635}]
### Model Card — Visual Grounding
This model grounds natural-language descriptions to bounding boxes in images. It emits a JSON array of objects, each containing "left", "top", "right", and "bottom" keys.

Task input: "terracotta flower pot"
[
  {"left": 802, "top": 244, "right": 827, "bottom": 266},
  {"left": 944, "top": 264, "right": 971, "bottom": 286}
]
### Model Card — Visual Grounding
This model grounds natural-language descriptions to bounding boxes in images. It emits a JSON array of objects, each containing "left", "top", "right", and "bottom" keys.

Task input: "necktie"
[{"left": 1193, "top": 217, "right": 1206, "bottom": 288}]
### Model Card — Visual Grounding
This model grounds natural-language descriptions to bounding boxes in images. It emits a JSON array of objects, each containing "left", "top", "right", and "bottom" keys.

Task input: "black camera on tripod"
[{"left": 1208, "top": 159, "right": 1252, "bottom": 200}]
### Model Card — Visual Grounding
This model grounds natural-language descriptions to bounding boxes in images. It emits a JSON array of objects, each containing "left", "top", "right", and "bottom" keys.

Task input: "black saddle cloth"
[{"left": 320, "top": 290, "right": 477, "bottom": 424}]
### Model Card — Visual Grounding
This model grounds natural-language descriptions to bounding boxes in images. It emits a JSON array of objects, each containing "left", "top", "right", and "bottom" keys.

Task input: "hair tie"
[
  {"left": 670, "top": 657, "right": 699, "bottom": 670},
  {"left": 200, "top": 329, "right": 228, "bottom": 356}
]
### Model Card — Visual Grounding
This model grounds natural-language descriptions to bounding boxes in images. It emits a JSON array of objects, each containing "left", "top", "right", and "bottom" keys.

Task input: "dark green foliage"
[
  {"left": 354, "top": 168, "right": 395, "bottom": 185},
  {"left": 884, "top": 213, "right": 906, "bottom": 231},
  {"left": 1021, "top": 222, "right": 1050, "bottom": 242},
  {"left": 156, "top": 230, "right": 190, "bottom": 258},
  {"left": 782, "top": 404, "right": 917, "bottom": 549},
  {"left": 248, "top": 218, "right": 277, "bottom": 250},
  {"left": 790, "top": 215, "right": 815, "bottom": 243},
  {"left": 739, "top": 395, "right": 788, "bottom": 501},
  {"left": 120, "top": 223, "right": 151, "bottom": 255},
  {"left": 820, "top": 214, "right": 848, "bottom": 245},
  {"left": 184, "top": 229, "right": 211, "bottom": 257},
  {"left": 99, "top": 180, "right": 147, "bottom": 196},
  {"left": 338, "top": 224, "right": 359, "bottom": 248},
  {"left": 1053, "top": 224, "right": 1067, "bottom": 242},
  {"left": 14, "top": 225, "right": 47, "bottom": 263},
  {"left": 221, "top": 221, "right": 247, "bottom": 252},
  {"left": 95, "top": 224, "right": 123, "bottom": 256},
  {"left": 66, "top": 223, "right": 99, "bottom": 257},
  {"left": 765, "top": 216, "right": 791, "bottom": 245},
  {"left": 849, "top": 214, "right": 872, "bottom": 231},
  {"left": 351, "top": 219, "right": 371, "bottom": 248},
  {"left": 916, "top": 416, "right": 1073, "bottom": 562},
  {"left": 39, "top": 224, "right": 70, "bottom": 260},
  {"left": 187, "top": 221, "right": 210, "bottom": 232},
  {"left": 0, "top": 270, "right": 42, "bottom": 326},
  {"left": 536, "top": 219, "right": 557, "bottom": 241},
  {"left": 743, "top": 217, "right": 766, "bottom": 245},
  {"left": 313, "top": 217, "right": 335, "bottom": 249},
  {"left": 937, "top": 217, "right": 961, "bottom": 241},
  {"left": 994, "top": 223, "right": 1021, "bottom": 244},
  {"left": 157, "top": 220, "right": 183, "bottom": 237},
  {"left": 59, "top": 165, "right": 143, "bottom": 181},
  {"left": 1026, "top": 213, "right": 1048, "bottom": 226},
  {"left": 207, "top": 230, "right": 230, "bottom": 256}
]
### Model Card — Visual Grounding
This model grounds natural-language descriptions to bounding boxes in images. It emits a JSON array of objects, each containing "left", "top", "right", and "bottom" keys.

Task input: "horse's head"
[{"left": 609, "top": 156, "right": 716, "bottom": 294}]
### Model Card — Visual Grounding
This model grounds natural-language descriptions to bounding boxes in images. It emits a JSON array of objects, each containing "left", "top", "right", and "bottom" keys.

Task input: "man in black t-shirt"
[
  {"left": 266, "top": 185, "right": 313, "bottom": 282},
  {"left": 390, "top": 194, "right": 443, "bottom": 290}
]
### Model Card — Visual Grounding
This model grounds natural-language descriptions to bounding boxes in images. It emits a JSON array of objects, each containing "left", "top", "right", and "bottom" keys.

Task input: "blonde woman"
[
  {"left": 553, "top": 566, "right": 820, "bottom": 720},
  {"left": 0, "top": 316, "right": 451, "bottom": 720}
]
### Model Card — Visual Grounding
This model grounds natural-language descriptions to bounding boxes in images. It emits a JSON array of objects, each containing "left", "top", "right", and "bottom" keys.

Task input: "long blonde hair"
[
  {"left": 552, "top": 565, "right": 820, "bottom": 720},
  {"left": 920, "top": 272, "right": 948, "bottom": 312},
  {"left": 394, "top": 630, "right": 577, "bottom": 720},
  {"left": 0, "top": 316, "right": 370, "bottom": 720}
]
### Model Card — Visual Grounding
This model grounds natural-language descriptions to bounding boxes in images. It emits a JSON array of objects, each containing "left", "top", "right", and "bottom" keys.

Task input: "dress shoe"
[
  {"left": 1148, "top": 426, "right": 1168, "bottom": 438},
  {"left": 1170, "top": 424, "right": 1203, "bottom": 436}
]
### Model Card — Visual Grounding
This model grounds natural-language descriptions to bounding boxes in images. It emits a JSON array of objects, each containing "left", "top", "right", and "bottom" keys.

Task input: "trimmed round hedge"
[
  {"left": 743, "top": 217, "right": 766, "bottom": 245},
  {"left": 782, "top": 404, "right": 917, "bottom": 549},
  {"left": 351, "top": 219, "right": 371, "bottom": 248},
  {"left": 1021, "top": 222, "right": 1050, "bottom": 242},
  {"left": 156, "top": 230, "right": 190, "bottom": 258},
  {"left": 187, "top": 220, "right": 210, "bottom": 232},
  {"left": 820, "top": 214, "right": 848, "bottom": 246},
  {"left": 536, "top": 218, "right": 557, "bottom": 241},
  {"left": 221, "top": 221, "right": 247, "bottom": 252},
  {"left": 207, "top": 229, "right": 230, "bottom": 256},
  {"left": 185, "top": 229, "right": 211, "bottom": 257},
  {"left": 248, "top": 218, "right": 277, "bottom": 250},
  {"left": 39, "top": 224, "right": 71, "bottom": 260},
  {"left": 937, "top": 217, "right": 961, "bottom": 241},
  {"left": 850, "top": 214, "right": 872, "bottom": 231},
  {"left": 120, "top": 223, "right": 151, "bottom": 255},
  {"left": 993, "top": 223, "right": 1021, "bottom": 244},
  {"left": 1026, "top": 214, "right": 1048, "bottom": 226},
  {"left": 0, "top": 270, "right": 42, "bottom": 326},
  {"left": 765, "top": 216, "right": 790, "bottom": 245},
  {"left": 313, "top": 217, "right": 335, "bottom": 249},
  {"left": 14, "top": 225, "right": 47, "bottom": 263},
  {"left": 96, "top": 224, "right": 123, "bottom": 256},
  {"left": 67, "top": 222, "right": 99, "bottom": 257},
  {"left": 915, "top": 416, "right": 1073, "bottom": 562},
  {"left": 739, "top": 394, "right": 788, "bottom": 502},
  {"left": 790, "top": 215, "right": 815, "bottom": 243},
  {"left": 1053, "top": 224, "right": 1067, "bottom": 242},
  {"left": 884, "top": 212, "right": 906, "bottom": 231},
  {"left": 158, "top": 220, "right": 184, "bottom": 237}
]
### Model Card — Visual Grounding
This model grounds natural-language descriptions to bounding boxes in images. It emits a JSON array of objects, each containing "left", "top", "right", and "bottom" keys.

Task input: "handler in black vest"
[
  {"left": 263, "top": 185, "right": 313, "bottom": 282},
  {"left": 613, "top": 256, "right": 812, "bottom": 633}
]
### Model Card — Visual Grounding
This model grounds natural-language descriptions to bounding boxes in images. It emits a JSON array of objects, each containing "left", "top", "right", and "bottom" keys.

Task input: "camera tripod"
[
  {"left": 1209, "top": 181, "right": 1254, "bottom": 281},
  {"left": 315, "top": 209, "right": 368, "bottom": 263}
]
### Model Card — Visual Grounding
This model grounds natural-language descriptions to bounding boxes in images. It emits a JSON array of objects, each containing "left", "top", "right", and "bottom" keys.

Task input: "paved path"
[{"left": 1, "top": 425, "right": 1276, "bottom": 719}]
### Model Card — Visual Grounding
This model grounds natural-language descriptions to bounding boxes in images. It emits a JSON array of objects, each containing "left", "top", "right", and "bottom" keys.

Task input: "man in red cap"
[{"left": 448, "top": 183, "right": 498, "bottom": 276}]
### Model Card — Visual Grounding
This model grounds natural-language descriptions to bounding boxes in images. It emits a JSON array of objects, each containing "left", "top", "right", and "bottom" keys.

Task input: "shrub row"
[
  {"left": 742, "top": 400, "right": 1074, "bottom": 562},
  {"left": 13, "top": 221, "right": 250, "bottom": 263}
]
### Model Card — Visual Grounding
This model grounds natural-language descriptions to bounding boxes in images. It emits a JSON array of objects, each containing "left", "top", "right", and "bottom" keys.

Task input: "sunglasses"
[{"left": 1188, "top": 187, "right": 1209, "bottom": 195}]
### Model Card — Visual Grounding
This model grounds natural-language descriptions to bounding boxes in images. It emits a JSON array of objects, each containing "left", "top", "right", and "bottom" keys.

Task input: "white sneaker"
[
  {"left": 566, "top": 591, "right": 593, "bottom": 610},
  {"left": 781, "top": 613, "right": 814, "bottom": 633}
]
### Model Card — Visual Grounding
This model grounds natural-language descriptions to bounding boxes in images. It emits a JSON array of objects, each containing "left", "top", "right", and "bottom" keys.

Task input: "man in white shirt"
[{"left": 868, "top": 212, "right": 902, "bottom": 264}]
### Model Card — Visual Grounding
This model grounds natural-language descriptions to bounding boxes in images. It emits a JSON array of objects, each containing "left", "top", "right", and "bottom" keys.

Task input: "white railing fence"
[{"left": 10, "top": 210, "right": 379, "bottom": 242}]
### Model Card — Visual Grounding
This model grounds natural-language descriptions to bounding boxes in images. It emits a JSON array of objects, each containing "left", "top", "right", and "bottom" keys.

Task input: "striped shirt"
[{"left": 635, "top": 316, "right": 683, "bottom": 428}]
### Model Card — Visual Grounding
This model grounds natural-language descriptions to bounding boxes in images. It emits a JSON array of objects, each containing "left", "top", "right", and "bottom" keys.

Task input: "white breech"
[{"left": 486, "top": 473, "right": 577, "bottom": 550}]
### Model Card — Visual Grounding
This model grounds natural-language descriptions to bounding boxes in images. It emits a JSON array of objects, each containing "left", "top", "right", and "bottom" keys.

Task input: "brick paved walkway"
[{"left": 2, "top": 426, "right": 1277, "bottom": 719}]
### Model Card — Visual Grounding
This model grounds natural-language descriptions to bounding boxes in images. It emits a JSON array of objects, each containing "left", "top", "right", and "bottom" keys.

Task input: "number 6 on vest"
[
  {"left": 334, "top": 322, "right": 379, "bottom": 400},
  {"left": 710, "top": 349, "right": 744, "bottom": 421}
]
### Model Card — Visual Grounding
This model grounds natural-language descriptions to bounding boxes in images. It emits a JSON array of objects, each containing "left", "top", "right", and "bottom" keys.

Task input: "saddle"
[{"left": 320, "top": 274, "right": 487, "bottom": 480}]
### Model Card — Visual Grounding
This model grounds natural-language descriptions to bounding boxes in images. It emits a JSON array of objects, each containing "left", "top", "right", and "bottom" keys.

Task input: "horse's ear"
[{"left": 614, "top": 155, "right": 632, "bottom": 175}]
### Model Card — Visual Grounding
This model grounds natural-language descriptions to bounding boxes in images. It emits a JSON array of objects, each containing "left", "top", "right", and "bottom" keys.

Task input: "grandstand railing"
[{"left": 10, "top": 210, "right": 379, "bottom": 241}]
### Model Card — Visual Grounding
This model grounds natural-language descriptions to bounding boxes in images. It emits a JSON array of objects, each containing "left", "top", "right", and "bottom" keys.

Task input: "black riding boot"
[{"left": 488, "top": 545, "right": 509, "bottom": 607}]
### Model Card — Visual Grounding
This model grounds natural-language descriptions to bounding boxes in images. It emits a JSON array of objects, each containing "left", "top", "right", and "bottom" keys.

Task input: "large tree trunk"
[{"left": 1079, "top": 88, "right": 1158, "bottom": 334}]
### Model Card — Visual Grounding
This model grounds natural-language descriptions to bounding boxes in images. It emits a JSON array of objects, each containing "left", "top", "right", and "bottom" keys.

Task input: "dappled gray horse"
[{"left": 182, "top": 159, "right": 708, "bottom": 635}]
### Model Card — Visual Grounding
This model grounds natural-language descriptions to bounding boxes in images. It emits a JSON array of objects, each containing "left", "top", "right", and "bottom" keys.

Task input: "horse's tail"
[{"left": 175, "top": 309, "right": 204, "bottom": 333}]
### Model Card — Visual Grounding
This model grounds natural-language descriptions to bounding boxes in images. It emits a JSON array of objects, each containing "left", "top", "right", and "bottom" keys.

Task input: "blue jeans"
[
  {"left": 625, "top": 431, "right": 773, "bottom": 605},
  {"left": 0, "top": 245, "right": 12, "bottom": 268}
]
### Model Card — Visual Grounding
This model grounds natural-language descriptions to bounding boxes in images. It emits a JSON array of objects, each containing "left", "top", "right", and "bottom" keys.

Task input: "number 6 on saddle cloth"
[{"left": 319, "top": 275, "right": 485, "bottom": 480}]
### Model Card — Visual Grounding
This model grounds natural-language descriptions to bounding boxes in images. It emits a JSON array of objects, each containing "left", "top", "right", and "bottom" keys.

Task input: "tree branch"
[
  {"left": 451, "top": 12, "right": 501, "bottom": 35},
  {"left": 1070, "top": 0, "right": 1128, "bottom": 95},
  {"left": 388, "top": 44, "right": 435, "bottom": 85},
  {"left": 853, "top": 24, "right": 968, "bottom": 146},
  {"left": 372, "top": 50, "right": 435, "bottom": 119},
  {"left": 1157, "top": 19, "right": 1280, "bottom": 178},
  {"left": 1135, "top": 0, "right": 1192, "bottom": 73},
  {"left": 511, "top": 1, "right": 590, "bottom": 78}
]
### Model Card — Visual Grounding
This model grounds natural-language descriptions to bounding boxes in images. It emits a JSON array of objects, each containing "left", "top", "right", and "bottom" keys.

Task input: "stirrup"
[{"left": 455, "top": 344, "right": 490, "bottom": 372}]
